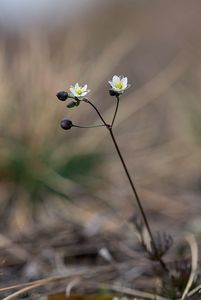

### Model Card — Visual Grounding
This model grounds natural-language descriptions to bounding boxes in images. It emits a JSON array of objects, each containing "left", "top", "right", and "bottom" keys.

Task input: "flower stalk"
[
  {"left": 83, "top": 96, "right": 169, "bottom": 273},
  {"left": 57, "top": 75, "right": 169, "bottom": 273},
  {"left": 111, "top": 95, "right": 120, "bottom": 127}
]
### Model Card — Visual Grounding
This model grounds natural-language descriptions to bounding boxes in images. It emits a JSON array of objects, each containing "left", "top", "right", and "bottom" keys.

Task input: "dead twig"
[
  {"left": 0, "top": 261, "right": 135, "bottom": 298},
  {"left": 187, "top": 284, "right": 201, "bottom": 298},
  {"left": 91, "top": 282, "right": 171, "bottom": 300},
  {"left": 181, "top": 234, "right": 198, "bottom": 300},
  {"left": 0, "top": 271, "right": 86, "bottom": 293},
  {"left": 2, "top": 283, "right": 43, "bottom": 300}
]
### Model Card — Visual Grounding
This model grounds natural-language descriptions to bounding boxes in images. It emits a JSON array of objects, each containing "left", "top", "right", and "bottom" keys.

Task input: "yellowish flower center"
[
  {"left": 75, "top": 88, "right": 82, "bottom": 95},
  {"left": 114, "top": 82, "right": 123, "bottom": 89}
]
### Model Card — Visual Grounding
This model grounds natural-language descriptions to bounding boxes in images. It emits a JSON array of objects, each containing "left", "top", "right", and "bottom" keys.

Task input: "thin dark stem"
[
  {"left": 111, "top": 95, "right": 120, "bottom": 127},
  {"left": 108, "top": 128, "right": 153, "bottom": 237},
  {"left": 83, "top": 98, "right": 169, "bottom": 273},
  {"left": 108, "top": 128, "right": 169, "bottom": 273},
  {"left": 83, "top": 99, "right": 108, "bottom": 126},
  {"left": 73, "top": 124, "right": 106, "bottom": 129}
]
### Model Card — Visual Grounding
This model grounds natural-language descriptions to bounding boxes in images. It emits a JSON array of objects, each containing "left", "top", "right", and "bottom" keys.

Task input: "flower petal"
[
  {"left": 109, "top": 80, "right": 114, "bottom": 87},
  {"left": 112, "top": 86, "right": 121, "bottom": 92},
  {"left": 121, "top": 77, "right": 128, "bottom": 89},
  {"left": 82, "top": 84, "right": 87, "bottom": 92},
  {"left": 69, "top": 87, "right": 75, "bottom": 94},
  {"left": 112, "top": 75, "right": 120, "bottom": 85}
]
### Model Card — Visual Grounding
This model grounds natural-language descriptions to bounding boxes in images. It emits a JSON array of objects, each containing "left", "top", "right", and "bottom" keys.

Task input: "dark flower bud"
[
  {"left": 60, "top": 119, "right": 73, "bottom": 130},
  {"left": 56, "top": 91, "right": 68, "bottom": 101},
  {"left": 109, "top": 89, "right": 119, "bottom": 96}
]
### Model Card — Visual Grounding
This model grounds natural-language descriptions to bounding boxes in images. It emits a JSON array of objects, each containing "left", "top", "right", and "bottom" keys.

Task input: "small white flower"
[
  {"left": 109, "top": 75, "right": 130, "bottom": 94},
  {"left": 69, "top": 83, "right": 90, "bottom": 100}
]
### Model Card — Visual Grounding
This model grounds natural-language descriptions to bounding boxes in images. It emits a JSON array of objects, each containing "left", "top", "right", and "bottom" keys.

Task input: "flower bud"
[
  {"left": 60, "top": 119, "right": 73, "bottom": 130},
  {"left": 67, "top": 101, "right": 77, "bottom": 108},
  {"left": 56, "top": 91, "right": 68, "bottom": 101},
  {"left": 109, "top": 89, "right": 119, "bottom": 96}
]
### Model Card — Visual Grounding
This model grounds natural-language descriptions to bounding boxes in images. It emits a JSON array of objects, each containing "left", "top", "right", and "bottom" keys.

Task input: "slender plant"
[
  {"left": 56, "top": 76, "right": 201, "bottom": 299},
  {"left": 56, "top": 76, "right": 170, "bottom": 272}
]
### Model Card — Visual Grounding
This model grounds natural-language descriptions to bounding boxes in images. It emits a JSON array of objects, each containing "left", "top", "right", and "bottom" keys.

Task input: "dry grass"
[
  {"left": 1, "top": 0, "right": 201, "bottom": 298},
  {"left": 0, "top": 0, "right": 201, "bottom": 246}
]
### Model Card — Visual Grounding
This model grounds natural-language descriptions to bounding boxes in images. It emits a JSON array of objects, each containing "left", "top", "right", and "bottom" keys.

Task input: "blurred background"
[{"left": 1, "top": 0, "right": 201, "bottom": 288}]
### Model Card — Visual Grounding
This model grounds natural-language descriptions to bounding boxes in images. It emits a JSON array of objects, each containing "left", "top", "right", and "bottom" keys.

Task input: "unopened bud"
[
  {"left": 60, "top": 119, "right": 73, "bottom": 130},
  {"left": 56, "top": 91, "right": 68, "bottom": 101}
]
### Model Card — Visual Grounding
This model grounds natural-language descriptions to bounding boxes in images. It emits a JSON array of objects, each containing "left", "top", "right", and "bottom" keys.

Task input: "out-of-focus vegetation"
[
  {"left": 0, "top": 34, "right": 106, "bottom": 231},
  {"left": 0, "top": 0, "right": 201, "bottom": 234},
  {"left": 1, "top": 1, "right": 201, "bottom": 299}
]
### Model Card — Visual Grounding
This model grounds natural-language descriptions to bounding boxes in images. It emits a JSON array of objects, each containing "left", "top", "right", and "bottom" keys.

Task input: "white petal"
[
  {"left": 75, "top": 83, "right": 79, "bottom": 89},
  {"left": 82, "top": 89, "right": 90, "bottom": 97},
  {"left": 108, "top": 81, "right": 114, "bottom": 87},
  {"left": 121, "top": 77, "right": 128, "bottom": 89},
  {"left": 112, "top": 75, "right": 120, "bottom": 84},
  {"left": 112, "top": 86, "right": 121, "bottom": 92},
  {"left": 69, "top": 87, "right": 75, "bottom": 94},
  {"left": 82, "top": 84, "right": 87, "bottom": 92}
]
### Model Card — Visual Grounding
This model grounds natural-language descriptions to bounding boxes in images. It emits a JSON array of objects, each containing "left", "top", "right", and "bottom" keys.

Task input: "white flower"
[
  {"left": 108, "top": 75, "right": 130, "bottom": 94},
  {"left": 69, "top": 83, "right": 90, "bottom": 99}
]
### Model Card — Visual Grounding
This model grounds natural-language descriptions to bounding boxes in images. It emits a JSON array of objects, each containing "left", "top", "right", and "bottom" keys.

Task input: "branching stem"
[
  {"left": 73, "top": 124, "right": 106, "bottom": 129},
  {"left": 84, "top": 97, "right": 169, "bottom": 273},
  {"left": 111, "top": 95, "right": 120, "bottom": 127}
]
